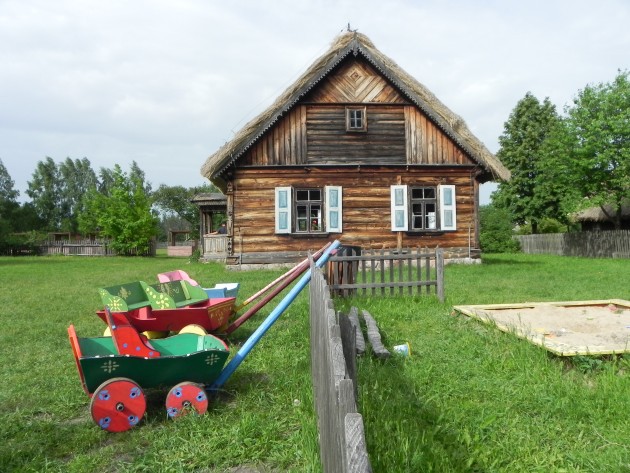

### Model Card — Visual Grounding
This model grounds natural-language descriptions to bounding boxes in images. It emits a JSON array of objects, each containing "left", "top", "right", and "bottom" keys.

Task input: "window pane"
[
  {"left": 424, "top": 188, "right": 436, "bottom": 199},
  {"left": 296, "top": 190, "right": 309, "bottom": 201},
  {"left": 395, "top": 210, "right": 405, "bottom": 228},
  {"left": 411, "top": 188, "right": 424, "bottom": 199},
  {"left": 395, "top": 188, "right": 404, "bottom": 206},
  {"left": 443, "top": 210, "right": 453, "bottom": 228},
  {"left": 310, "top": 189, "right": 321, "bottom": 201},
  {"left": 297, "top": 205, "right": 307, "bottom": 218},
  {"left": 442, "top": 188, "right": 452, "bottom": 206},
  {"left": 278, "top": 190, "right": 288, "bottom": 209},
  {"left": 329, "top": 189, "right": 338, "bottom": 207},
  {"left": 279, "top": 212, "right": 288, "bottom": 230},
  {"left": 329, "top": 211, "right": 338, "bottom": 228}
]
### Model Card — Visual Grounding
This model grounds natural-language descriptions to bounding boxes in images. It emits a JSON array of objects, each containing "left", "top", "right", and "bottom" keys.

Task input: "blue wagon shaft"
[{"left": 208, "top": 239, "right": 341, "bottom": 391}]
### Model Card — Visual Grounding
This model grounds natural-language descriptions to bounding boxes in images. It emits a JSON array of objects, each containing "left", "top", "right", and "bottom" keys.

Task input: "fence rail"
[
  {"left": 515, "top": 230, "right": 630, "bottom": 258},
  {"left": 38, "top": 239, "right": 156, "bottom": 256},
  {"left": 310, "top": 260, "right": 372, "bottom": 473},
  {"left": 327, "top": 247, "right": 444, "bottom": 301}
]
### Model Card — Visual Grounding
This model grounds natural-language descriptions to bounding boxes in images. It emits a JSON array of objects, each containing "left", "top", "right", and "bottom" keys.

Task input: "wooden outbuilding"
[{"left": 200, "top": 31, "right": 510, "bottom": 265}]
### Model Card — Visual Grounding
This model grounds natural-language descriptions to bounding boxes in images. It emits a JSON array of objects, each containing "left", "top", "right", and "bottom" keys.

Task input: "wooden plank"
[
  {"left": 344, "top": 413, "right": 372, "bottom": 473},
  {"left": 362, "top": 310, "right": 390, "bottom": 359}
]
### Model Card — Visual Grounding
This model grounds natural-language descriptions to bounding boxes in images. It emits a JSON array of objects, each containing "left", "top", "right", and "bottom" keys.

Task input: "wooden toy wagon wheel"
[
  {"left": 89, "top": 377, "right": 146, "bottom": 432},
  {"left": 165, "top": 382, "right": 208, "bottom": 419}
]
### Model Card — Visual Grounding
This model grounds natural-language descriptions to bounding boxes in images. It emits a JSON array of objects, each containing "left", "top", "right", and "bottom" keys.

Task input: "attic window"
[{"left": 346, "top": 107, "right": 367, "bottom": 132}]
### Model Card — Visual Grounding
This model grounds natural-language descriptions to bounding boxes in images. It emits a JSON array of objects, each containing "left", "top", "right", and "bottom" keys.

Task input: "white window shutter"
[
  {"left": 439, "top": 185, "right": 456, "bottom": 231},
  {"left": 390, "top": 185, "right": 408, "bottom": 231},
  {"left": 275, "top": 187, "right": 292, "bottom": 234},
  {"left": 325, "top": 186, "right": 342, "bottom": 233}
]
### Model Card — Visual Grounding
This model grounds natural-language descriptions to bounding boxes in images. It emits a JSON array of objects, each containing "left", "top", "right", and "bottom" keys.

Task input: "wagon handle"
[
  {"left": 208, "top": 239, "right": 341, "bottom": 391},
  {"left": 232, "top": 242, "right": 331, "bottom": 312}
]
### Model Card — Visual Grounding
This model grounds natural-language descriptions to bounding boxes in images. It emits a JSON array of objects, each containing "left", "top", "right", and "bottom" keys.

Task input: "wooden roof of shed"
[
  {"left": 573, "top": 202, "right": 630, "bottom": 222},
  {"left": 201, "top": 31, "right": 510, "bottom": 187}
]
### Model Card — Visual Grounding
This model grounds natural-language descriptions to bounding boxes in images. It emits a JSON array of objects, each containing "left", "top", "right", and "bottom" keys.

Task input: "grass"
[
  {"left": 339, "top": 253, "right": 630, "bottom": 472},
  {"left": 1, "top": 253, "right": 630, "bottom": 472}
]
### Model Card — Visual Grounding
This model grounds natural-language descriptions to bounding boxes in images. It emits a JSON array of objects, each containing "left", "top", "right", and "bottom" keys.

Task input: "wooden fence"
[
  {"left": 515, "top": 230, "right": 630, "bottom": 258},
  {"left": 327, "top": 246, "right": 444, "bottom": 302},
  {"left": 38, "top": 239, "right": 156, "bottom": 256},
  {"left": 310, "top": 260, "right": 372, "bottom": 473}
]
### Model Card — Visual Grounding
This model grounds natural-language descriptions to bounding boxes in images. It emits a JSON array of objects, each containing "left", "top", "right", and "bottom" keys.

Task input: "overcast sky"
[{"left": 2, "top": 0, "right": 629, "bottom": 204}]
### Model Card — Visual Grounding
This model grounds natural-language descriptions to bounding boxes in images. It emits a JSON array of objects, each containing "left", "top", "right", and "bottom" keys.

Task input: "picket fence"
[
  {"left": 515, "top": 230, "right": 630, "bottom": 258},
  {"left": 310, "top": 260, "right": 372, "bottom": 473},
  {"left": 39, "top": 239, "right": 156, "bottom": 257},
  {"left": 327, "top": 246, "right": 444, "bottom": 301}
]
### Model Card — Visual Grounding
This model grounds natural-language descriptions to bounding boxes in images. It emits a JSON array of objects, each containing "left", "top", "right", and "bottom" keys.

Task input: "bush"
[{"left": 479, "top": 205, "right": 520, "bottom": 253}]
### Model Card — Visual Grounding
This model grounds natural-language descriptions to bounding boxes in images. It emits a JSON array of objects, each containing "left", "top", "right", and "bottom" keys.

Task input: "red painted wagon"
[
  {"left": 68, "top": 309, "right": 230, "bottom": 432},
  {"left": 96, "top": 279, "right": 236, "bottom": 334}
]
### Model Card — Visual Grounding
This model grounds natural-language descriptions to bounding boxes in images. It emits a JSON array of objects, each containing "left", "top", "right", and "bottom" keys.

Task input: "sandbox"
[{"left": 453, "top": 299, "right": 630, "bottom": 356}]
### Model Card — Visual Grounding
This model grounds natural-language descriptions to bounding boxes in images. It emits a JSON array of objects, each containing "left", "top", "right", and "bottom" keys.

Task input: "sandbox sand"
[{"left": 453, "top": 300, "right": 630, "bottom": 356}]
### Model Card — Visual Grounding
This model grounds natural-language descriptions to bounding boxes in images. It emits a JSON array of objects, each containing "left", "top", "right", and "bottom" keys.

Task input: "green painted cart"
[{"left": 68, "top": 308, "right": 229, "bottom": 432}]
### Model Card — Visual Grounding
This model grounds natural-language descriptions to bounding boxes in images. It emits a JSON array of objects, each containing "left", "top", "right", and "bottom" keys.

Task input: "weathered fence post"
[{"left": 436, "top": 248, "right": 444, "bottom": 302}]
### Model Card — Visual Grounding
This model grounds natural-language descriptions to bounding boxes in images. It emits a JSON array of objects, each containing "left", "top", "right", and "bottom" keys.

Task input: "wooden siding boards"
[
  {"left": 306, "top": 105, "right": 406, "bottom": 165},
  {"left": 230, "top": 167, "right": 478, "bottom": 258},
  {"left": 241, "top": 58, "right": 478, "bottom": 170},
  {"left": 306, "top": 60, "right": 408, "bottom": 104}
]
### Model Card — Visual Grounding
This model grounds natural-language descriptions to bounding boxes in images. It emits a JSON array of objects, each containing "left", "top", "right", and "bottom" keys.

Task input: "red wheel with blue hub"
[
  {"left": 89, "top": 377, "right": 146, "bottom": 432},
  {"left": 165, "top": 382, "right": 208, "bottom": 419}
]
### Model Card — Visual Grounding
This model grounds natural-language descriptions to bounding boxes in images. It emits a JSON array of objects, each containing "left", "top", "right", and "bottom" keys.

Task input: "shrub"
[{"left": 479, "top": 205, "right": 520, "bottom": 253}]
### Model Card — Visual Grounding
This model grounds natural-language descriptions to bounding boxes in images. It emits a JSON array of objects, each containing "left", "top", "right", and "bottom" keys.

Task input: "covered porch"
[{"left": 191, "top": 192, "right": 230, "bottom": 261}]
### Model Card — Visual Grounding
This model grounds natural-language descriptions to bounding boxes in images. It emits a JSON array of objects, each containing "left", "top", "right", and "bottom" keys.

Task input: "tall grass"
[
  {"left": 1, "top": 253, "right": 629, "bottom": 472},
  {"left": 339, "top": 253, "right": 630, "bottom": 472}
]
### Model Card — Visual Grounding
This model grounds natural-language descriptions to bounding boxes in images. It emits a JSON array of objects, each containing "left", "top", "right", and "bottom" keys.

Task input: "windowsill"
[
  {"left": 406, "top": 230, "right": 447, "bottom": 236},
  {"left": 278, "top": 232, "right": 331, "bottom": 238}
]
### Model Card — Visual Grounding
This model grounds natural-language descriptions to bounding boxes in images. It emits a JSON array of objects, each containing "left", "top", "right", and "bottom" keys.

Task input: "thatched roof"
[
  {"left": 201, "top": 31, "right": 510, "bottom": 187},
  {"left": 574, "top": 202, "right": 630, "bottom": 222}
]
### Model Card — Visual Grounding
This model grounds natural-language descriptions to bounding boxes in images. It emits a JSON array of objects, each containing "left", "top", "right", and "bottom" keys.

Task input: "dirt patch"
[{"left": 453, "top": 299, "right": 630, "bottom": 356}]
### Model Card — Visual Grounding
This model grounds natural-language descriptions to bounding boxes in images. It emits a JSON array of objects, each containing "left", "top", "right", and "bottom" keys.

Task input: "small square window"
[{"left": 346, "top": 107, "right": 367, "bottom": 132}]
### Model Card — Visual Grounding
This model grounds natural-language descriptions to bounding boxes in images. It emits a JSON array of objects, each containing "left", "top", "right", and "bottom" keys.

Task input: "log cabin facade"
[{"left": 201, "top": 32, "right": 510, "bottom": 264}]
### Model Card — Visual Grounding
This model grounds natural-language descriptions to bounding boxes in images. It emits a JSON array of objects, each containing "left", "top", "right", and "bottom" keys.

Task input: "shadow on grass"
[
  {"left": 360, "top": 340, "right": 488, "bottom": 472},
  {"left": 480, "top": 255, "right": 541, "bottom": 266}
]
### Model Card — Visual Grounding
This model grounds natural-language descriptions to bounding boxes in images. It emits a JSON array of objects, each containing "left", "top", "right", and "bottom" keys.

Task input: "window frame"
[
  {"left": 274, "top": 186, "right": 343, "bottom": 235},
  {"left": 390, "top": 184, "right": 457, "bottom": 232},
  {"left": 294, "top": 188, "right": 322, "bottom": 233},
  {"left": 345, "top": 106, "right": 367, "bottom": 132},
  {"left": 410, "top": 187, "right": 438, "bottom": 231}
]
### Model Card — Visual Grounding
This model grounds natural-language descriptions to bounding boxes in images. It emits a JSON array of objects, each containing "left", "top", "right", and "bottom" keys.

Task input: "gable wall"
[{"left": 241, "top": 57, "right": 477, "bottom": 169}]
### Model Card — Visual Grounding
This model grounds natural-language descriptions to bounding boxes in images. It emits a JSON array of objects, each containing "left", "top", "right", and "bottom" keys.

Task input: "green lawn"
[{"left": 1, "top": 253, "right": 630, "bottom": 472}]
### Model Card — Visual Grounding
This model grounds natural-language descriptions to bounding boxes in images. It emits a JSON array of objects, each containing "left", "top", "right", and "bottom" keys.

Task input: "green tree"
[
  {"left": 561, "top": 70, "right": 630, "bottom": 228},
  {"left": 80, "top": 164, "right": 158, "bottom": 255},
  {"left": 58, "top": 157, "right": 97, "bottom": 233},
  {"left": 0, "top": 159, "right": 19, "bottom": 240},
  {"left": 26, "top": 157, "right": 62, "bottom": 230},
  {"left": 493, "top": 93, "right": 566, "bottom": 233},
  {"left": 479, "top": 204, "right": 520, "bottom": 253},
  {"left": 152, "top": 183, "right": 219, "bottom": 228}
]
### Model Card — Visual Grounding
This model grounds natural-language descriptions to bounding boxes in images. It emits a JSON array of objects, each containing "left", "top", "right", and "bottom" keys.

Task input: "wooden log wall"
[
  {"left": 306, "top": 105, "right": 406, "bottom": 164},
  {"left": 244, "top": 105, "right": 307, "bottom": 166},
  {"left": 404, "top": 106, "right": 471, "bottom": 165},
  {"left": 230, "top": 167, "right": 479, "bottom": 258}
]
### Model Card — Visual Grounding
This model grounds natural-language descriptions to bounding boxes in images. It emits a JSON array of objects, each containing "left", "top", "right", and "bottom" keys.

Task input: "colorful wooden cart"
[
  {"left": 157, "top": 270, "right": 240, "bottom": 299},
  {"left": 69, "top": 240, "right": 342, "bottom": 433},
  {"left": 68, "top": 309, "right": 230, "bottom": 432},
  {"left": 97, "top": 279, "right": 236, "bottom": 334},
  {"left": 95, "top": 297, "right": 235, "bottom": 334}
]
